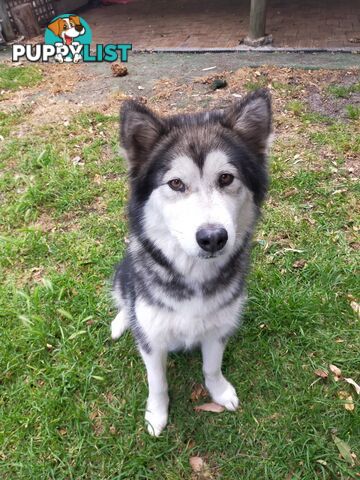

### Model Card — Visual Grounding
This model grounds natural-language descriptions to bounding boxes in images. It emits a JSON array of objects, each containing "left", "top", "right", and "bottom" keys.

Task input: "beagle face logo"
[
  {"left": 45, "top": 14, "right": 91, "bottom": 63},
  {"left": 48, "top": 15, "right": 86, "bottom": 47},
  {"left": 12, "top": 13, "right": 132, "bottom": 64}
]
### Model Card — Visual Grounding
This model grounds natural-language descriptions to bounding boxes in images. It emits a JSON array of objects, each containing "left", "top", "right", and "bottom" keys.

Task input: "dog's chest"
[{"left": 134, "top": 293, "right": 245, "bottom": 350}]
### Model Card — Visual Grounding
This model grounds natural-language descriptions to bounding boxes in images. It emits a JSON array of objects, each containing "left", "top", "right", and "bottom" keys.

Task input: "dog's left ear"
[
  {"left": 224, "top": 89, "right": 272, "bottom": 156},
  {"left": 69, "top": 15, "right": 81, "bottom": 26}
]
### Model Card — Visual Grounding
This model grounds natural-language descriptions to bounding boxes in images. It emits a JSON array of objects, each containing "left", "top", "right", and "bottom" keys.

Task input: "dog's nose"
[
  {"left": 196, "top": 226, "right": 228, "bottom": 253},
  {"left": 75, "top": 24, "right": 83, "bottom": 32}
]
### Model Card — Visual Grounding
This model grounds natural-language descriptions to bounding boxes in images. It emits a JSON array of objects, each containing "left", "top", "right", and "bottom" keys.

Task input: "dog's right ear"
[
  {"left": 47, "top": 18, "right": 63, "bottom": 37},
  {"left": 120, "top": 100, "right": 165, "bottom": 174}
]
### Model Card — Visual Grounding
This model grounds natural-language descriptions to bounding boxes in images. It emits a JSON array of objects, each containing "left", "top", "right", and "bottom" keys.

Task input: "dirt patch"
[
  {"left": 346, "top": 156, "right": 360, "bottom": 178},
  {"left": 0, "top": 58, "right": 359, "bottom": 160},
  {"left": 307, "top": 87, "right": 360, "bottom": 119}
]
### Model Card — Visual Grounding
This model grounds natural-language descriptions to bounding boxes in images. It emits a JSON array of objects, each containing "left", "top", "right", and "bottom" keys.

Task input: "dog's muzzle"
[{"left": 196, "top": 225, "right": 228, "bottom": 254}]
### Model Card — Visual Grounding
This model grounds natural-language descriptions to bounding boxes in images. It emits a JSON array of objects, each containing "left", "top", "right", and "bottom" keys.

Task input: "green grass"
[
  {"left": 0, "top": 64, "right": 42, "bottom": 91},
  {"left": 0, "top": 110, "right": 21, "bottom": 137},
  {"left": 0, "top": 77, "right": 360, "bottom": 480},
  {"left": 327, "top": 82, "right": 360, "bottom": 99},
  {"left": 286, "top": 99, "right": 304, "bottom": 116},
  {"left": 346, "top": 105, "right": 360, "bottom": 120}
]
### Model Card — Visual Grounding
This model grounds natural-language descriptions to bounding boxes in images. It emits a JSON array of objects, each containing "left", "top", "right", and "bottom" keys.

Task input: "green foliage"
[
  {"left": 346, "top": 104, "right": 360, "bottom": 120},
  {"left": 327, "top": 82, "right": 360, "bottom": 99},
  {"left": 0, "top": 65, "right": 42, "bottom": 91}
]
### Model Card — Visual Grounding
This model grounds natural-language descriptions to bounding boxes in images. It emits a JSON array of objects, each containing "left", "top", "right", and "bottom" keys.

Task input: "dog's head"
[
  {"left": 48, "top": 16, "right": 85, "bottom": 45},
  {"left": 120, "top": 90, "right": 272, "bottom": 260}
]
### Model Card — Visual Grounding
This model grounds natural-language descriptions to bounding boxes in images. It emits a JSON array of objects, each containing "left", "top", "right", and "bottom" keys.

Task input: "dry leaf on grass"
[
  {"left": 190, "top": 383, "right": 208, "bottom": 402},
  {"left": 314, "top": 369, "right": 328, "bottom": 379},
  {"left": 344, "top": 377, "right": 360, "bottom": 395},
  {"left": 350, "top": 300, "right": 360, "bottom": 318},
  {"left": 292, "top": 259, "right": 307, "bottom": 269},
  {"left": 338, "top": 391, "right": 355, "bottom": 411},
  {"left": 190, "top": 456, "right": 204, "bottom": 472},
  {"left": 332, "top": 435, "right": 355, "bottom": 465},
  {"left": 72, "top": 155, "right": 83, "bottom": 166},
  {"left": 194, "top": 402, "right": 225, "bottom": 413},
  {"left": 329, "top": 364, "right": 342, "bottom": 381},
  {"left": 284, "top": 188, "right": 298, "bottom": 198}
]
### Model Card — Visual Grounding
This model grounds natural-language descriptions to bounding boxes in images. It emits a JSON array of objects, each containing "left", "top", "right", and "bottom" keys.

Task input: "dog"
[
  {"left": 111, "top": 89, "right": 272, "bottom": 436},
  {"left": 47, "top": 16, "right": 85, "bottom": 63}
]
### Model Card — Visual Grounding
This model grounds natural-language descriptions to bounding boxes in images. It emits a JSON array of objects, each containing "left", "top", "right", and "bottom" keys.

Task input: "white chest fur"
[{"left": 135, "top": 292, "right": 246, "bottom": 350}]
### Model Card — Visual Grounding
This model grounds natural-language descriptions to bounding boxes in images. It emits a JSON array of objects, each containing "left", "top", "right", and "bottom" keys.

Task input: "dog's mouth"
[
  {"left": 64, "top": 34, "right": 72, "bottom": 45},
  {"left": 198, "top": 252, "right": 221, "bottom": 260}
]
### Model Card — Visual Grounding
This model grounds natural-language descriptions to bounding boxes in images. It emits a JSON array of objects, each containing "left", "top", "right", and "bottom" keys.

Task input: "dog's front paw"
[
  {"left": 145, "top": 408, "right": 168, "bottom": 437},
  {"left": 55, "top": 53, "right": 64, "bottom": 63},
  {"left": 145, "top": 394, "right": 169, "bottom": 436},
  {"left": 73, "top": 53, "right": 82, "bottom": 63},
  {"left": 206, "top": 377, "right": 239, "bottom": 411},
  {"left": 214, "top": 382, "right": 239, "bottom": 411}
]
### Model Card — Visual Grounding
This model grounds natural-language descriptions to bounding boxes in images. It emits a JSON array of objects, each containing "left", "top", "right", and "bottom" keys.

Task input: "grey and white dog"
[{"left": 111, "top": 89, "right": 272, "bottom": 436}]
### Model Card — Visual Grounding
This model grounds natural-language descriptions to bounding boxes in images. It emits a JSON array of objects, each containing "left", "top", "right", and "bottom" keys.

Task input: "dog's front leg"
[
  {"left": 140, "top": 348, "right": 169, "bottom": 436},
  {"left": 201, "top": 334, "right": 239, "bottom": 411}
]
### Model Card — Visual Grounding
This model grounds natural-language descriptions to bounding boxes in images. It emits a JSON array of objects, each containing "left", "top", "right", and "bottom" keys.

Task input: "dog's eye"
[
  {"left": 63, "top": 24, "right": 68, "bottom": 30},
  {"left": 218, "top": 173, "right": 234, "bottom": 187},
  {"left": 70, "top": 22, "right": 75, "bottom": 27},
  {"left": 168, "top": 178, "right": 185, "bottom": 192}
]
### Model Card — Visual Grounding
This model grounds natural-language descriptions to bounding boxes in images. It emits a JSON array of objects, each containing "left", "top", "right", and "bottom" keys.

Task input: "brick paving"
[{"left": 80, "top": 0, "right": 360, "bottom": 49}]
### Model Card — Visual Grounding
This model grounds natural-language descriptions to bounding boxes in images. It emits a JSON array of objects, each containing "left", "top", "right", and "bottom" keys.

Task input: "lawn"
[{"left": 0, "top": 63, "right": 359, "bottom": 479}]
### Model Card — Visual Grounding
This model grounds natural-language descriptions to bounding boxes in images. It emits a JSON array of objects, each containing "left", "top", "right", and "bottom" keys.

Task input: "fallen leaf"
[
  {"left": 332, "top": 435, "right": 355, "bottom": 465},
  {"left": 329, "top": 364, "right": 342, "bottom": 380},
  {"left": 314, "top": 368, "right": 328, "bottom": 379},
  {"left": 338, "top": 391, "right": 355, "bottom": 411},
  {"left": 284, "top": 188, "right": 298, "bottom": 198},
  {"left": 111, "top": 64, "right": 128, "bottom": 77},
  {"left": 350, "top": 300, "right": 360, "bottom": 318},
  {"left": 72, "top": 155, "right": 83, "bottom": 166},
  {"left": 292, "top": 259, "right": 307, "bottom": 269},
  {"left": 344, "top": 377, "right": 360, "bottom": 395},
  {"left": 190, "top": 383, "right": 208, "bottom": 402},
  {"left": 194, "top": 402, "right": 225, "bottom": 413},
  {"left": 190, "top": 456, "right": 204, "bottom": 472},
  {"left": 31, "top": 266, "right": 45, "bottom": 283}
]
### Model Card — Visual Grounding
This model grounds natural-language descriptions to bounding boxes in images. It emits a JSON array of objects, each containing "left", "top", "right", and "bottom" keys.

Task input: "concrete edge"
[{"left": 133, "top": 47, "right": 360, "bottom": 54}]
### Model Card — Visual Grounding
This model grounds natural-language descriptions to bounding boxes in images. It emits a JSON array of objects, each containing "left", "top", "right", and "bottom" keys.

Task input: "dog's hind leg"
[{"left": 111, "top": 309, "right": 129, "bottom": 340}]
